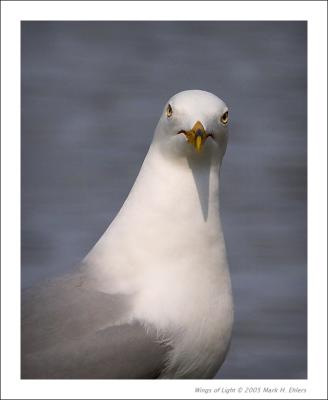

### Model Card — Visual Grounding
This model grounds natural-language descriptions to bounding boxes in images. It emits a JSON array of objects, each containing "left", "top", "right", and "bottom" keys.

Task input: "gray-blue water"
[{"left": 21, "top": 21, "right": 307, "bottom": 379}]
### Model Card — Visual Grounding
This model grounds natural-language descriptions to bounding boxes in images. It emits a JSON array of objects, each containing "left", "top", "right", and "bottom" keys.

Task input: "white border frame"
[{"left": 1, "top": 1, "right": 327, "bottom": 399}]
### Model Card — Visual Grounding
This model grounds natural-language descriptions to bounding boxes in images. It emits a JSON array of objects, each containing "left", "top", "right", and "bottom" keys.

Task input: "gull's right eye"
[{"left": 166, "top": 104, "right": 173, "bottom": 118}]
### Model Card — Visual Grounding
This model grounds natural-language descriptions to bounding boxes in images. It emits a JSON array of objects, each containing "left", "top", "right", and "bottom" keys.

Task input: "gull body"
[{"left": 22, "top": 90, "right": 233, "bottom": 379}]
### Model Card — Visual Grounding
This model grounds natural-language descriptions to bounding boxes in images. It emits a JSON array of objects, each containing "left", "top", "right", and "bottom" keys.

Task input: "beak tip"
[{"left": 195, "top": 135, "right": 203, "bottom": 152}]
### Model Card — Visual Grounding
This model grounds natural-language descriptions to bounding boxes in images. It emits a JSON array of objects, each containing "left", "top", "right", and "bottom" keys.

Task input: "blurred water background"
[{"left": 21, "top": 21, "right": 307, "bottom": 379}]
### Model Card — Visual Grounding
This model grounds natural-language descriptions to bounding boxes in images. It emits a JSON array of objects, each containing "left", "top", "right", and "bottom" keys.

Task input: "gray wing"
[{"left": 21, "top": 271, "right": 168, "bottom": 379}]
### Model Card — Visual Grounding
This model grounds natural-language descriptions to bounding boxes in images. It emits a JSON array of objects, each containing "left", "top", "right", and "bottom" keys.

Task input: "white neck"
[
  {"left": 85, "top": 142, "right": 227, "bottom": 294},
  {"left": 129, "top": 142, "right": 222, "bottom": 225}
]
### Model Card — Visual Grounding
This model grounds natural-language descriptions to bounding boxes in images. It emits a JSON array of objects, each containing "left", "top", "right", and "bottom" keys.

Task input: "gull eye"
[
  {"left": 166, "top": 104, "right": 173, "bottom": 118},
  {"left": 220, "top": 111, "right": 229, "bottom": 125}
]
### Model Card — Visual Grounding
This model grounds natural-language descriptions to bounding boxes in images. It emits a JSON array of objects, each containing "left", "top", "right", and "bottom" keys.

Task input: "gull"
[{"left": 22, "top": 90, "right": 233, "bottom": 379}]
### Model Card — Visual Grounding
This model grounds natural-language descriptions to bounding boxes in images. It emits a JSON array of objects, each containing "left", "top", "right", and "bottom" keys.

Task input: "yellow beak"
[{"left": 185, "top": 121, "right": 207, "bottom": 152}]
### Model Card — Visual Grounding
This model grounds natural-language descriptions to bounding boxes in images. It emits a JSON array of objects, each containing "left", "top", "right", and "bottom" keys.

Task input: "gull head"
[{"left": 154, "top": 90, "right": 229, "bottom": 162}]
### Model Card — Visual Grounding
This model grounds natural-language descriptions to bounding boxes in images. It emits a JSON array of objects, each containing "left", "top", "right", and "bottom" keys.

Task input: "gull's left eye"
[
  {"left": 220, "top": 111, "right": 229, "bottom": 125},
  {"left": 166, "top": 104, "right": 173, "bottom": 118}
]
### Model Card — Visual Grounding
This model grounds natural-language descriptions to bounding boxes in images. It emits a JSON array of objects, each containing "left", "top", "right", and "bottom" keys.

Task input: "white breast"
[{"left": 84, "top": 144, "right": 233, "bottom": 378}]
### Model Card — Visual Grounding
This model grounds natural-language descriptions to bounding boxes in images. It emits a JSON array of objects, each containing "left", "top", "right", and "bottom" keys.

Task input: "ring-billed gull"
[{"left": 22, "top": 90, "right": 233, "bottom": 379}]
